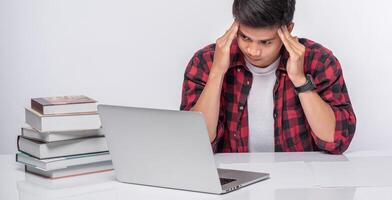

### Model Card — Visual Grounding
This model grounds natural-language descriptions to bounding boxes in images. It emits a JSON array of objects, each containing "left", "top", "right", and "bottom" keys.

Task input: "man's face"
[{"left": 237, "top": 24, "right": 284, "bottom": 68}]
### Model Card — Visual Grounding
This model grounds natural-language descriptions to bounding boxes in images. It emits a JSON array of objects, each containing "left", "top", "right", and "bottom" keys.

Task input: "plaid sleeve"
[
  {"left": 180, "top": 49, "right": 225, "bottom": 153},
  {"left": 310, "top": 55, "right": 357, "bottom": 154}
]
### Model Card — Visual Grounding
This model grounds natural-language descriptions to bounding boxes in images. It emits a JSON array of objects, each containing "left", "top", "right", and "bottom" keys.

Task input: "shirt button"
[
  {"left": 239, "top": 106, "right": 244, "bottom": 111},
  {"left": 246, "top": 81, "right": 250, "bottom": 85},
  {"left": 237, "top": 68, "right": 241, "bottom": 72},
  {"left": 274, "top": 113, "right": 277, "bottom": 119},
  {"left": 234, "top": 133, "right": 237, "bottom": 137}
]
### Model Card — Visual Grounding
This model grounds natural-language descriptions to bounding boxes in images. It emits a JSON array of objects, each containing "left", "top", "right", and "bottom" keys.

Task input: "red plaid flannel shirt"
[{"left": 180, "top": 38, "right": 356, "bottom": 154}]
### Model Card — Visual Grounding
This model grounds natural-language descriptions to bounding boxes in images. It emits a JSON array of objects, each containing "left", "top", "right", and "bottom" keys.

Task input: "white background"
[{"left": 0, "top": 0, "right": 391, "bottom": 154}]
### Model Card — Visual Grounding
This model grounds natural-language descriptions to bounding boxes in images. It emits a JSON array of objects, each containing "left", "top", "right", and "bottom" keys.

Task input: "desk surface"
[{"left": 1, "top": 151, "right": 392, "bottom": 200}]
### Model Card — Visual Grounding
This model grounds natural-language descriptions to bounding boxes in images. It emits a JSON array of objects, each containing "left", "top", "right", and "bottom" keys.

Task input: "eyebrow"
[{"left": 238, "top": 30, "right": 276, "bottom": 42}]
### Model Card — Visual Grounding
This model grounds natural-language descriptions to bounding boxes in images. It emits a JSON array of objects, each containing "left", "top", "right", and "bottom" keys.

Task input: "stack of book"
[{"left": 16, "top": 95, "right": 113, "bottom": 179}]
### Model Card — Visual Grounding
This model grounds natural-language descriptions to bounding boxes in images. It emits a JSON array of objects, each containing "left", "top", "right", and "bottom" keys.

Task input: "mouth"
[{"left": 247, "top": 56, "right": 262, "bottom": 62}]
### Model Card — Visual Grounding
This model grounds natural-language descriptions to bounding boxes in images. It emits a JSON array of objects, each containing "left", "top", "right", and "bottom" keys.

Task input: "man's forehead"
[{"left": 238, "top": 24, "right": 279, "bottom": 40}]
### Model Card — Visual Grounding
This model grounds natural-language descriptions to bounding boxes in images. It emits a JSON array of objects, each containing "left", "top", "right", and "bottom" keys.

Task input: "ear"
[{"left": 287, "top": 22, "right": 295, "bottom": 33}]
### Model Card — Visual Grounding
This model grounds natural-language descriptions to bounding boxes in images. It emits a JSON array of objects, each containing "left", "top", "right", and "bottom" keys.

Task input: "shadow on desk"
[
  {"left": 16, "top": 171, "right": 359, "bottom": 200},
  {"left": 17, "top": 171, "right": 116, "bottom": 200},
  {"left": 275, "top": 187, "right": 356, "bottom": 200}
]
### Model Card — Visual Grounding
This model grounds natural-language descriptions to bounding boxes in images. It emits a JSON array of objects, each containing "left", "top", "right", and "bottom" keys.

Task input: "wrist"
[
  {"left": 291, "top": 75, "right": 307, "bottom": 87},
  {"left": 209, "top": 66, "right": 227, "bottom": 79},
  {"left": 294, "top": 74, "right": 317, "bottom": 94}
]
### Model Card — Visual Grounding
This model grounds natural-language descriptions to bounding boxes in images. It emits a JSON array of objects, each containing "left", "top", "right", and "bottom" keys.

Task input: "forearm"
[
  {"left": 191, "top": 69, "right": 225, "bottom": 142},
  {"left": 298, "top": 91, "right": 336, "bottom": 143}
]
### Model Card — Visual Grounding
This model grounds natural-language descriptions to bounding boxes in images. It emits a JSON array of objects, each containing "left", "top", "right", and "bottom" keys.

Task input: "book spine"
[
  {"left": 31, "top": 99, "right": 44, "bottom": 114},
  {"left": 17, "top": 135, "right": 21, "bottom": 152},
  {"left": 17, "top": 136, "right": 43, "bottom": 160},
  {"left": 16, "top": 128, "right": 23, "bottom": 162}
]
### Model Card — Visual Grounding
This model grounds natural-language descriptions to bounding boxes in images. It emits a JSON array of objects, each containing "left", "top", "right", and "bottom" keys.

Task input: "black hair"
[{"left": 232, "top": 0, "right": 296, "bottom": 28}]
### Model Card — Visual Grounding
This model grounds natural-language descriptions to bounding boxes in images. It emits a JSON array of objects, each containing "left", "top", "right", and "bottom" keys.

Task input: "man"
[{"left": 180, "top": 0, "right": 356, "bottom": 154}]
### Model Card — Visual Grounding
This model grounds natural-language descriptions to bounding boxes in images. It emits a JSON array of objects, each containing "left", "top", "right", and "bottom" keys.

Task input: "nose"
[{"left": 246, "top": 43, "right": 261, "bottom": 57}]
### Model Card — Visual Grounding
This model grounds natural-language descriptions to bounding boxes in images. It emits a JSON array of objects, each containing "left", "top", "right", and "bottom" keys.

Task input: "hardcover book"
[
  {"left": 25, "top": 108, "right": 101, "bottom": 132},
  {"left": 31, "top": 95, "right": 97, "bottom": 115},
  {"left": 17, "top": 136, "right": 108, "bottom": 159},
  {"left": 21, "top": 126, "right": 103, "bottom": 142}
]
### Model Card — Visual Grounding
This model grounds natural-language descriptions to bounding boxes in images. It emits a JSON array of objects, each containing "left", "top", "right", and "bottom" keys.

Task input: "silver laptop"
[{"left": 98, "top": 104, "right": 269, "bottom": 194}]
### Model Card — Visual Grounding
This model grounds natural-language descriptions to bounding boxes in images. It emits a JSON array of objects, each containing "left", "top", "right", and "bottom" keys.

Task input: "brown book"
[{"left": 31, "top": 95, "right": 97, "bottom": 115}]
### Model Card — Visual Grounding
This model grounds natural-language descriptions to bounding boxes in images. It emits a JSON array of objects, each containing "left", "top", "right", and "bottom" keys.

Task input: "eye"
[
  {"left": 260, "top": 40, "right": 272, "bottom": 45},
  {"left": 240, "top": 34, "right": 251, "bottom": 41}
]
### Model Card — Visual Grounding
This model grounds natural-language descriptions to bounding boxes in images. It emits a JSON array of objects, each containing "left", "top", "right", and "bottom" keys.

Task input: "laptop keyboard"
[{"left": 219, "top": 178, "right": 236, "bottom": 185}]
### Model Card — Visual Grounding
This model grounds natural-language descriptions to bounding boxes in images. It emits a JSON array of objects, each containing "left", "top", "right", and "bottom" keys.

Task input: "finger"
[
  {"left": 216, "top": 23, "right": 236, "bottom": 48},
  {"left": 221, "top": 21, "right": 238, "bottom": 40},
  {"left": 279, "top": 26, "right": 303, "bottom": 55},
  {"left": 288, "top": 36, "right": 303, "bottom": 53},
  {"left": 224, "top": 22, "right": 239, "bottom": 46},
  {"left": 219, "top": 23, "right": 238, "bottom": 49},
  {"left": 282, "top": 26, "right": 304, "bottom": 52},
  {"left": 288, "top": 35, "right": 306, "bottom": 56},
  {"left": 281, "top": 26, "right": 299, "bottom": 49},
  {"left": 278, "top": 27, "right": 296, "bottom": 54}
]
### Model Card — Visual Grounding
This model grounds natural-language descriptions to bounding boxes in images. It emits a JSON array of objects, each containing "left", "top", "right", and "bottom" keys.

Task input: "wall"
[{"left": 0, "top": 0, "right": 391, "bottom": 153}]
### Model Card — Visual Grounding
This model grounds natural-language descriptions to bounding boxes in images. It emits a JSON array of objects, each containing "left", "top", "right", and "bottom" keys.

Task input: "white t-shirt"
[{"left": 246, "top": 57, "right": 280, "bottom": 152}]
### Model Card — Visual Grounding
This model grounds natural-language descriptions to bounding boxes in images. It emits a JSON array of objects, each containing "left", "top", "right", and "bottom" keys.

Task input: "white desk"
[{"left": 1, "top": 151, "right": 392, "bottom": 200}]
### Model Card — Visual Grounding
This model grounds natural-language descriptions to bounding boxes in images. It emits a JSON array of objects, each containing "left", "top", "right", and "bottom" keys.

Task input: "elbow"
[
  {"left": 326, "top": 141, "right": 349, "bottom": 155},
  {"left": 323, "top": 132, "right": 354, "bottom": 155}
]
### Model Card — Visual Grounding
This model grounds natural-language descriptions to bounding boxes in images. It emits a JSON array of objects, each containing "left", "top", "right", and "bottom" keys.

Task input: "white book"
[
  {"left": 25, "top": 161, "right": 113, "bottom": 179},
  {"left": 16, "top": 152, "right": 111, "bottom": 171},
  {"left": 21, "top": 125, "right": 103, "bottom": 142},
  {"left": 25, "top": 107, "right": 101, "bottom": 132},
  {"left": 17, "top": 136, "right": 108, "bottom": 159}
]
